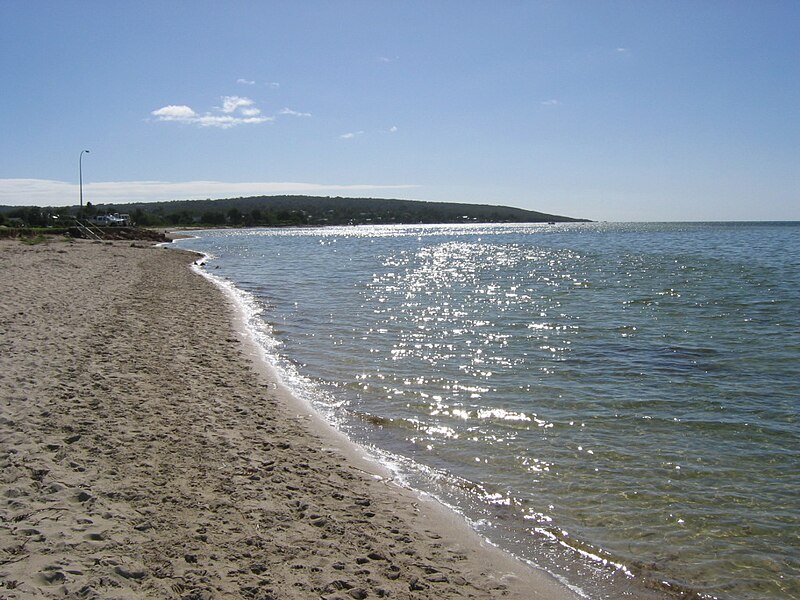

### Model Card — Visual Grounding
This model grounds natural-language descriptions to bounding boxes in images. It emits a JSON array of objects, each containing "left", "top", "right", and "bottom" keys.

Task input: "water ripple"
[{"left": 177, "top": 222, "right": 800, "bottom": 600}]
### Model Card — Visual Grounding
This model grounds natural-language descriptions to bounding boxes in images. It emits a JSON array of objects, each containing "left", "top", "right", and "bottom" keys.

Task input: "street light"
[{"left": 79, "top": 149, "right": 90, "bottom": 207}]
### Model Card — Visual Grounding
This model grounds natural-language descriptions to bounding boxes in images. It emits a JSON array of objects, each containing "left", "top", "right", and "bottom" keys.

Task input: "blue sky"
[{"left": 1, "top": 1, "right": 798, "bottom": 221}]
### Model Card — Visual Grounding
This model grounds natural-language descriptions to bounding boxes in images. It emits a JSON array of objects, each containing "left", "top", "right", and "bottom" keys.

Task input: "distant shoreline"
[{"left": 0, "top": 194, "right": 590, "bottom": 229}]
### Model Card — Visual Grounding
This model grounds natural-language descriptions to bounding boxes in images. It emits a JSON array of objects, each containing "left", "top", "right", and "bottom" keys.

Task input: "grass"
[
  {"left": 0, "top": 226, "right": 71, "bottom": 239},
  {"left": 19, "top": 234, "right": 50, "bottom": 245}
]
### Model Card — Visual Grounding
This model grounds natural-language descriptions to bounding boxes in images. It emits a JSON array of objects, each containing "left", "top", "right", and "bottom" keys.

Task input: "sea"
[{"left": 173, "top": 222, "right": 799, "bottom": 600}]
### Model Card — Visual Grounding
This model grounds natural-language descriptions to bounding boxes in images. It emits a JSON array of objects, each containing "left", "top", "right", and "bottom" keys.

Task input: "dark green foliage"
[
  {"left": 0, "top": 195, "right": 588, "bottom": 228},
  {"left": 80, "top": 202, "right": 98, "bottom": 218},
  {"left": 200, "top": 211, "right": 226, "bottom": 226},
  {"left": 131, "top": 208, "right": 157, "bottom": 227},
  {"left": 7, "top": 207, "right": 46, "bottom": 227},
  {"left": 247, "top": 208, "right": 262, "bottom": 226},
  {"left": 227, "top": 207, "right": 242, "bottom": 225}
]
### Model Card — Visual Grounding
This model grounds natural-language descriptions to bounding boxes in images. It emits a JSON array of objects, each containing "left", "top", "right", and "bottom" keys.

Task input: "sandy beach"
[{"left": 0, "top": 238, "right": 578, "bottom": 599}]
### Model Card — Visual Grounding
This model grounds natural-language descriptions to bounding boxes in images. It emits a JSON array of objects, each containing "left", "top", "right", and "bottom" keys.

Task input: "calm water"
[{"left": 175, "top": 222, "right": 799, "bottom": 599}]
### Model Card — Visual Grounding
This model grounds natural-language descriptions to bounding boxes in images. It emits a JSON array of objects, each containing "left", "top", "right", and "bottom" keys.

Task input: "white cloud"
[
  {"left": 220, "top": 96, "right": 255, "bottom": 114},
  {"left": 340, "top": 131, "right": 364, "bottom": 139},
  {"left": 151, "top": 105, "right": 198, "bottom": 121},
  {"left": 195, "top": 114, "right": 272, "bottom": 128},
  {"left": 540, "top": 99, "right": 560, "bottom": 106},
  {"left": 389, "top": 126, "right": 398, "bottom": 133},
  {"left": 237, "top": 78, "right": 256, "bottom": 85},
  {"left": 279, "top": 107, "right": 311, "bottom": 117},
  {"left": 0, "top": 178, "right": 419, "bottom": 207},
  {"left": 151, "top": 96, "right": 272, "bottom": 128},
  {"left": 267, "top": 82, "right": 280, "bottom": 88}
]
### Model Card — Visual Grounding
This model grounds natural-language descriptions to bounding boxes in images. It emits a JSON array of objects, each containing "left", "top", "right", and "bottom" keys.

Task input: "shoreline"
[
  {"left": 0, "top": 238, "right": 578, "bottom": 599},
  {"left": 188, "top": 249, "right": 587, "bottom": 597}
]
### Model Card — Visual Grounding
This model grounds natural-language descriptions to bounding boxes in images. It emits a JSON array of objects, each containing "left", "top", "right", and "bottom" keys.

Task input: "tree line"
[{"left": 0, "top": 195, "right": 587, "bottom": 228}]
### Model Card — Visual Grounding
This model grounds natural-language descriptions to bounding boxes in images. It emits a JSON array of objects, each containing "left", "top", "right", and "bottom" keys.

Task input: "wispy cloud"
[
  {"left": 152, "top": 95, "right": 311, "bottom": 129},
  {"left": 279, "top": 107, "right": 312, "bottom": 117},
  {"left": 0, "top": 179, "right": 419, "bottom": 207},
  {"left": 540, "top": 99, "right": 560, "bottom": 106},
  {"left": 340, "top": 126, "right": 398, "bottom": 139},
  {"left": 237, "top": 78, "right": 256, "bottom": 85},
  {"left": 220, "top": 96, "right": 257, "bottom": 114},
  {"left": 151, "top": 96, "right": 272, "bottom": 129}
]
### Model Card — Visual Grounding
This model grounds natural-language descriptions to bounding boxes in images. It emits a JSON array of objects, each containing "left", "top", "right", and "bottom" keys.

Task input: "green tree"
[
  {"left": 246, "top": 208, "right": 262, "bottom": 226},
  {"left": 77, "top": 201, "right": 97, "bottom": 219},
  {"left": 227, "top": 207, "right": 242, "bottom": 225},
  {"left": 131, "top": 207, "right": 157, "bottom": 226},
  {"left": 9, "top": 207, "right": 47, "bottom": 227},
  {"left": 201, "top": 211, "right": 225, "bottom": 226}
]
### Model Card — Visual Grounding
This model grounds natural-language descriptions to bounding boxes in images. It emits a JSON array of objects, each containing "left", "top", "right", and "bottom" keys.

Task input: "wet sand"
[{"left": 0, "top": 238, "right": 578, "bottom": 599}]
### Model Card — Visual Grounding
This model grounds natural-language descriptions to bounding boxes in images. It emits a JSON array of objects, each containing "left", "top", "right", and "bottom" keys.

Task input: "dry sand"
[{"left": 0, "top": 238, "right": 579, "bottom": 599}]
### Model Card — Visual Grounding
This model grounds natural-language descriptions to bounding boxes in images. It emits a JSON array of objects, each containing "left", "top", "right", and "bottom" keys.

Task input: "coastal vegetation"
[{"left": 0, "top": 195, "right": 587, "bottom": 229}]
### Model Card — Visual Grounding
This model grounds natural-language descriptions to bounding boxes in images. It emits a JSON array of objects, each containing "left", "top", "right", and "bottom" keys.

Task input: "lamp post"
[{"left": 79, "top": 149, "right": 90, "bottom": 207}]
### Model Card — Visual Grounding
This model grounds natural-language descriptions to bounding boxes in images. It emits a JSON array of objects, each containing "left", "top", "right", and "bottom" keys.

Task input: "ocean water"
[{"left": 175, "top": 222, "right": 799, "bottom": 599}]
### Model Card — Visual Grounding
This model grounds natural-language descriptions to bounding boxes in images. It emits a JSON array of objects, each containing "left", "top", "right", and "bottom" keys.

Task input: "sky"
[{"left": 1, "top": 1, "right": 798, "bottom": 222}]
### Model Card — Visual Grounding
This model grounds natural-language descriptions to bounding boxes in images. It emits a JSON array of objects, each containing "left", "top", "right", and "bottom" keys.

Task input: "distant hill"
[{"left": 0, "top": 195, "right": 589, "bottom": 228}]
